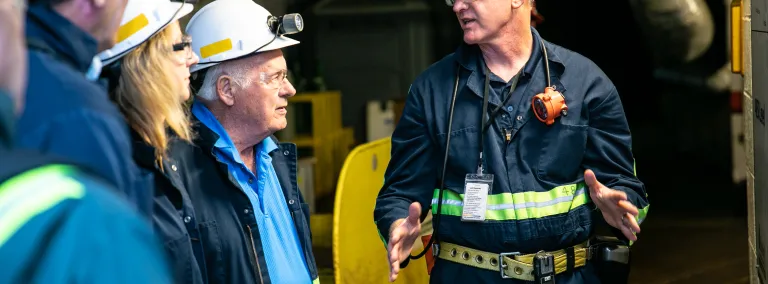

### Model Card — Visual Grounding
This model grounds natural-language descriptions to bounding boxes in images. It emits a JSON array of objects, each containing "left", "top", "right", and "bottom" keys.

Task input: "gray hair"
[{"left": 196, "top": 61, "right": 255, "bottom": 101}]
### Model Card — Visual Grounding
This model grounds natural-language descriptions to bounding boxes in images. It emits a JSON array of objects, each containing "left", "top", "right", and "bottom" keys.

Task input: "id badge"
[{"left": 461, "top": 173, "right": 494, "bottom": 222}]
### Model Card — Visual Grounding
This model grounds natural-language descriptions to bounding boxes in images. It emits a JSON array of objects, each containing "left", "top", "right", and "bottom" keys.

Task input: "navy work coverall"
[
  {"left": 15, "top": 5, "right": 152, "bottom": 217},
  {"left": 374, "top": 28, "right": 649, "bottom": 283},
  {"left": 0, "top": 91, "right": 171, "bottom": 284}
]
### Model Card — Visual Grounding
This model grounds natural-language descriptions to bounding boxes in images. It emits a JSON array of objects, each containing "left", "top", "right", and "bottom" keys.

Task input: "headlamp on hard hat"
[
  {"left": 185, "top": 0, "right": 303, "bottom": 74},
  {"left": 251, "top": 12, "right": 303, "bottom": 55},
  {"left": 268, "top": 13, "right": 304, "bottom": 36}
]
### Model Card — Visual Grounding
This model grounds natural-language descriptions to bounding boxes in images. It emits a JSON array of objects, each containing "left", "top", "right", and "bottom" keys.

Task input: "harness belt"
[{"left": 436, "top": 241, "right": 589, "bottom": 281}]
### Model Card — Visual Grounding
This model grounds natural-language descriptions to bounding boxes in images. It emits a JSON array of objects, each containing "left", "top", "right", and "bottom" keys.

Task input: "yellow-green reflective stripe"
[
  {"left": 313, "top": 277, "right": 320, "bottom": 284},
  {"left": 374, "top": 220, "right": 388, "bottom": 247},
  {"left": 628, "top": 204, "right": 650, "bottom": 247},
  {"left": 0, "top": 165, "right": 85, "bottom": 247},
  {"left": 636, "top": 204, "right": 649, "bottom": 225},
  {"left": 430, "top": 183, "right": 589, "bottom": 221}
]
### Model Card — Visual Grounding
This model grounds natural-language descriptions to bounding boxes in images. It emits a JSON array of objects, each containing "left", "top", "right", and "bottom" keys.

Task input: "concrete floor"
[{"left": 628, "top": 214, "right": 749, "bottom": 284}]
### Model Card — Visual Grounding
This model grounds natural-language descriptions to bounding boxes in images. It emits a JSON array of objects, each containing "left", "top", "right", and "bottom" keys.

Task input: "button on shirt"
[{"left": 191, "top": 102, "right": 311, "bottom": 283}]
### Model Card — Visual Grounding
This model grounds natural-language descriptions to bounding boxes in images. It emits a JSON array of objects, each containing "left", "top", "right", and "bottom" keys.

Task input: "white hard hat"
[
  {"left": 185, "top": 0, "right": 302, "bottom": 73},
  {"left": 98, "top": 0, "right": 195, "bottom": 66}
]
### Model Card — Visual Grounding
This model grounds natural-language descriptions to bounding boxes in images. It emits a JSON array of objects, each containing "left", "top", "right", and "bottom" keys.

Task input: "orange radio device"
[
  {"left": 532, "top": 86, "right": 568, "bottom": 126},
  {"left": 531, "top": 38, "right": 568, "bottom": 126}
]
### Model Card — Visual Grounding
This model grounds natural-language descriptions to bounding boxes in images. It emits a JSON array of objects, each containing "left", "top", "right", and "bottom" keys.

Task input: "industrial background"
[{"left": 184, "top": 0, "right": 759, "bottom": 282}]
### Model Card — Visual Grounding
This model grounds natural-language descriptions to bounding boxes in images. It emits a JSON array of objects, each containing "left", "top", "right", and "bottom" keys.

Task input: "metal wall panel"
[
  {"left": 754, "top": 0, "right": 768, "bottom": 32},
  {"left": 751, "top": 26, "right": 768, "bottom": 283}
]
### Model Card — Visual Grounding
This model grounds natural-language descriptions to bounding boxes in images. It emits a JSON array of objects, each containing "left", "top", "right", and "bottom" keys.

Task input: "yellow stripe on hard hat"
[
  {"left": 200, "top": 38, "right": 233, "bottom": 59},
  {"left": 116, "top": 13, "right": 150, "bottom": 43}
]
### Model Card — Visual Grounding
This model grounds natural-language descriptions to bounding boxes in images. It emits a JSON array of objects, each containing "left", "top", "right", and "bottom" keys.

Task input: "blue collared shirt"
[{"left": 192, "top": 102, "right": 311, "bottom": 283}]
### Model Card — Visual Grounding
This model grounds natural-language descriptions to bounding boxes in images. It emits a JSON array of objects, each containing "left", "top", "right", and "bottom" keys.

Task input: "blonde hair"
[{"left": 111, "top": 24, "right": 193, "bottom": 171}]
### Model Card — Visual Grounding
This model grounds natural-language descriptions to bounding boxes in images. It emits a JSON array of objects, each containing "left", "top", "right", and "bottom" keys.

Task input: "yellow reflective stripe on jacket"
[
  {"left": 0, "top": 165, "right": 85, "bottom": 248},
  {"left": 313, "top": 277, "right": 320, "bottom": 284},
  {"left": 632, "top": 161, "right": 650, "bottom": 226},
  {"left": 633, "top": 159, "right": 637, "bottom": 176},
  {"left": 430, "top": 183, "right": 589, "bottom": 221},
  {"left": 374, "top": 220, "right": 388, "bottom": 247},
  {"left": 636, "top": 204, "right": 649, "bottom": 224}
]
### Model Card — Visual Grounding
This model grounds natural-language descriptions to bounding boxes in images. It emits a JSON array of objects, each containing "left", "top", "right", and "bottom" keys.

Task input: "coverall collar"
[
  {"left": 190, "top": 102, "right": 225, "bottom": 154},
  {"left": 454, "top": 27, "right": 564, "bottom": 76},
  {"left": 190, "top": 101, "right": 281, "bottom": 157},
  {"left": 453, "top": 27, "right": 567, "bottom": 107}
]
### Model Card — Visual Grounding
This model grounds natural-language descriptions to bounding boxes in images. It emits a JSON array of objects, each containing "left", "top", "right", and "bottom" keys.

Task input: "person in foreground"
[
  {"left": 374, "top": 0, "right": 649, "bottom": 283},
  {"left": 15, "top": 0, "right": 153, "bottom": 217},
  {"left": 177, "top": 0, "right": 319, "bottom": 282},
  {"left": 0, "top": 1, "right": 171, "bottom": 283},
  {"left": 97, "top": 0, "right": 204, "bottom": 282}
]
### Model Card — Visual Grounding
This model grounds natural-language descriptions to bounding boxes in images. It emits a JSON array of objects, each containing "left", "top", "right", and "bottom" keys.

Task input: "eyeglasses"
[
  {"left": 258, "top": 70, "right": 289, "bottom": 90},
  {"left": 172, "top": 35, "right": 193, "bottom": 61}
]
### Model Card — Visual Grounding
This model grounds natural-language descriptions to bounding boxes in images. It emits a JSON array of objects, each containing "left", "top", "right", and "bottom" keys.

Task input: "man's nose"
[
  {"left": 452, "top": 0, "right": 467, "bottom": 13},
  {"left": 280, "top": 78, "right": 296, "bottom": 97}
]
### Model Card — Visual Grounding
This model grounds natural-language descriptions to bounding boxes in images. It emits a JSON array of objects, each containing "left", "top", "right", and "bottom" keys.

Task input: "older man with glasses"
[{"left": 169, "top": 0, "right": 319, "bottom": 283}]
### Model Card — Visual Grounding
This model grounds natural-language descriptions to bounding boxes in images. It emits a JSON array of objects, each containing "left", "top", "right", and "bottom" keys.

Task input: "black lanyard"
[{"left": 478, "top": 67, "right": 521, "bottom": 174}]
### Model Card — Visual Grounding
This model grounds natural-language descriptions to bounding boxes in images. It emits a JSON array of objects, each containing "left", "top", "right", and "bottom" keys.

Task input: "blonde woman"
[{"left": 97, "top": 0, "right": 204, "bottom": 283}]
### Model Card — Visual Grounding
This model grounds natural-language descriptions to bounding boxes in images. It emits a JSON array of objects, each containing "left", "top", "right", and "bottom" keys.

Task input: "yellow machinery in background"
[
  {"left": 332, "top": 137, "right": 429, "bottom": 284},
  {"left": 281, "top": 91, "right": 354, "bottom": 202}
]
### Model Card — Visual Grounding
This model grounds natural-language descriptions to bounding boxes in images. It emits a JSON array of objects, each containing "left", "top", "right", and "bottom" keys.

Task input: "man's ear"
[
  {"left": 511, "top": 0, "right": 525, "bottom": 9},
  {"left": 216, "top": 75, "right": 235, "bottom": 106}
]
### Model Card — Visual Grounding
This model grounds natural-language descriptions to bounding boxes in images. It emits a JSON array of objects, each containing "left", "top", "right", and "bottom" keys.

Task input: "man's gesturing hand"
[
  {"left": 584, "top": 169, "right": 641, "bottom": 241},
  {"left": 387, "top": 202, "right": 421, "bottom": 282}
]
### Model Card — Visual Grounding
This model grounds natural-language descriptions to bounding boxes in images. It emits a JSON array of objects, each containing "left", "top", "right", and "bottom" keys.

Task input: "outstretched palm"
[
  {"left": 387, "top": 202, "right": 422, "bottom": 282},
  {"left": 585, "top": 169, "right": 641, "bottom": 241}
]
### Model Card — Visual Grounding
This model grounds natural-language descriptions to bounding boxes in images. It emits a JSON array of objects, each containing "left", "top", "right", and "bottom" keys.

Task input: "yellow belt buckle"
[{"left": 498, "top": 252, "right": 521, "bottom": 279}]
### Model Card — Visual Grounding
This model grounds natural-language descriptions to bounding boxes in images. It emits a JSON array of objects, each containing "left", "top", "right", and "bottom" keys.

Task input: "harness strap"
[{"left": 437, "top": 241, "right": 589, "bottom": 281}]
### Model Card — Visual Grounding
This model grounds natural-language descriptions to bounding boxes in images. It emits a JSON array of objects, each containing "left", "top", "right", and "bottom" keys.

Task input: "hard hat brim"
[
  {"left": 170, "top": 2, "right": 196, "bottom": 23},
  {"left": 190, "top": 35, "right": 299, "bottom": 73},
  {"left": 100, "top": 2, "right": 195, "bottom": 66}
]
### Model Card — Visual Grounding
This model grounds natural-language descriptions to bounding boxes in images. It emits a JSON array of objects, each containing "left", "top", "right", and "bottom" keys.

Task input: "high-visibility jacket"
[{"left": 0, "top": 154, "right": 171, "bottom": 283}]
